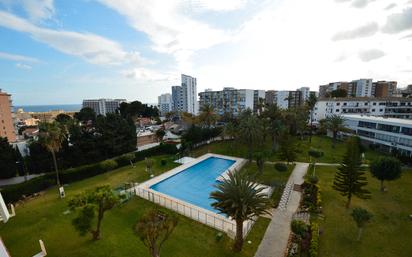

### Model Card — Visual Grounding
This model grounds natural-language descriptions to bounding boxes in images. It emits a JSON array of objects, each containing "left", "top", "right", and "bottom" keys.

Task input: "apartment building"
[
  {"left": 313, "top": 97, "right": 412, "bottom": 123},
  {"left": 373, "top": 81, "right": 397, "bottom": 97},
  {"left": 319, "top": 79, "right": 397, "bottom": 98},
  {"left": 82, "top": 98, "right": 126, "bottom": 116},
  {"left": 198, "top": 87, "right": 254, "bottom": 115},
  {"left": 265, "top": 90, "right": 276, "bottom": 105},
  {"left": 342, "top": 114, "right": 412, "bottom": 156},
  {"left": 253, "top": 90, "right": 265, "bottom": 112},
  {"left": 0, "top": 89, "right": 16, "bottom": 142},
  {"left": 171, "top": 74, "right": 198, "bottom": 115},
  {"left": 158, "top": 93, "right": 173, "bottom": 116}
]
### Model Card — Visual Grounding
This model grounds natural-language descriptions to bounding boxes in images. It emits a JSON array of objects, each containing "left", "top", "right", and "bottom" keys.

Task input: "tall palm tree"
[
  {"left": 198, "top": 104, "right": 219, "bottom": 128},
  {"left": 238, "top": 111, "right": 263, "bottom": 161},
  {"left": 38, "top": 121, "right": 66, "bottom": 189},
  {"left": 323, "top": 114, "right": 346, "bottom": 148},
  {"left": 306, "top": 93, "right": 318, "bottom": 143},
  {"left": 223, "top": 122, "right": 237, "bottom": 148},
  {"left": 262, "top": 104, "right": 284, "bottom": 152},
  {"left": 181, "top": 112, "right": 198, "bottom": 126},
  {"left": 210, "top": 171, "right": 271, "bottom": 252}
]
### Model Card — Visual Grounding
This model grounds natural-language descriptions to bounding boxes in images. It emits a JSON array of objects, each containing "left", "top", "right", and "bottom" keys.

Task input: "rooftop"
[
  {"left": 342, "top": 114, "right": 412, "bottom": 126},
  {"left": 318, "top": 97, "right": 412, "bottom": 102}
]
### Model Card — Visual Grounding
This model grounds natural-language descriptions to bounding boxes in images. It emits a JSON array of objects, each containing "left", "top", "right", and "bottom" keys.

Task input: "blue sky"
[{"left": 1, "top": 0, "right": 412, "bottom": 105}]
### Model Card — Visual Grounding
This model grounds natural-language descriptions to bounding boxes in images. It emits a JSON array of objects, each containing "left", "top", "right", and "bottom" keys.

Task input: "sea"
[{"left": 14, "top": 104, "right": 82, "bottom": 113}]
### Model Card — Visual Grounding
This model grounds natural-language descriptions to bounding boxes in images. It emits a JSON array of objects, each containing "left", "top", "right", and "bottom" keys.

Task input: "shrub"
[
  {"left": 274, "top": 162, "right": 288, "bottom": 172},
  {"left": 99, "top": 160, "right": 118, "bottom": 172},
  {"left": 135, "top": 144, "right": 178, "bottom": 161},
  {"left": 308, "top": 148, "right": 323, "bottom": 159},
  {"left": 291, "top": 220, "right": 308, "bottom": 238},
  {"left": 114, "top": 153, "right": 135, "bottom": 166},
  {"left": 0, "top": 175, "right": 54, "bottom": 203},
  {"left": 308, "top": 175, "right": 319, "bottom": 185},
  {"left": 309, "top": 222, "right": 319, "bottom": 257},
  {"left": 160, "top": 159, "right": 167, "bottom": 166}
]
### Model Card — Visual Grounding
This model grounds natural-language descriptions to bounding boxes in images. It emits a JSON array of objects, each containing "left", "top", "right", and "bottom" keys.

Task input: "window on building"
[{"left": 336, "top": 109, "right": 340, "bottom": 112}]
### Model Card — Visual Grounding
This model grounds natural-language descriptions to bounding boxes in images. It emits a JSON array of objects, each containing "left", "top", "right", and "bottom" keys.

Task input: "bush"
[
  {"left": 160, "top": 159, "right": 167, "bottom": 166},
  {"left": 135, "top": 143, "right": 178, "bottom": 161},
  {"left": 99, "top": 160, "right": 118, "bottom": 171},
  {"left": 0, "top": 175, "right": 54, "bottom": 203},
  {"left": 1, "top": 144, "right": 178, "bottom": 204},
  {"left": 309, "top": 222, "right": 319, "bottom": 257},
  {"left": 114, "top": 153, "right": 135, "bottom": 166},
  {"left": 308, "top": 175, "right": 319, "bottom": 185},
  {"left": 275, "top": 162, "right": 288, "bottom": 172},
  {"left": 291, "top": 220, "right": 308, "bottom": 238},
  {"left": 308, "top": 148, "right": 323, "bottom": 159}
]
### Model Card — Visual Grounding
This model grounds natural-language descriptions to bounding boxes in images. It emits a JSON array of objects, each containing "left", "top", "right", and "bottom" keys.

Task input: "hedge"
[
  {"left": 309, "top": 222, "right": 319, "bottom": 257},
  {"left": 274, "top": 162, "right": 288, "bottom": 172},
  {"left": 0, "top": 143, "right": 178, "bottom": 204}
]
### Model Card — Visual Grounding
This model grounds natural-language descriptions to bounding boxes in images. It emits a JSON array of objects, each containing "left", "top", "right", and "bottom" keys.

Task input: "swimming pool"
[{"left": 150, "top": 157, "right": 235, "bottom": 213}]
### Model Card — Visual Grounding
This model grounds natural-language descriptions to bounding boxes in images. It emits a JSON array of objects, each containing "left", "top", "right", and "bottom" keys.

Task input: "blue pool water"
[{"left": 150, "top": 157, "right": 235, "bottom": 213}]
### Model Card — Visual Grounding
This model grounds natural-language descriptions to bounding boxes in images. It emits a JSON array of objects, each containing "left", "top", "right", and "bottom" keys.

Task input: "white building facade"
[
  {"left": 158, "top": 93, "right": 173, "bottom": 116},
  {"left": 82, "top": 99, "right": 126, "bottom": 116},
  {"left": 353, "top": 79, "right": 373, "bottom": 97},
  {"left": 313, "top": 97, "right": 412, "bottom": 123},
  {"left": 181, "top": 74, "right": 198, "bottom": 115},
  {"left": 342, "top": 114, "right": 412, "bottom": 156}
]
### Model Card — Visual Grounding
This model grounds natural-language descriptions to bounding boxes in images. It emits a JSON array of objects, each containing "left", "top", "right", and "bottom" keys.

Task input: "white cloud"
[
  {"left": 122, "top": 68, "right": 177, "bottom": 82},
  {"left": 0, "top": 11, "right": 144, "bottom": 65},
  {"left": 332, "top": 22, "right": 379, "bottom": 41},
  {"left": 352, "top": 0, "right": 375, "bottom": 8},
  {"left": 0, "top": 0, "right": 55, "bottom": 22},
  {"left": 358, "top": 49, "right": 385, "bottom": 62},
  {"left": 0, "top": 51, "right": 39, "bottom": 62},
  {"left": 382, "top": 8, "right": 412, "bottom": 34},
  {"left": 15, "top": 63, "right": 32, "bottom": 70},
  {"left": 192, "top": 0, "right": 247, "bottom": 11},
  {"left": 21, "top": 0, "right": 54, "bottom": 21},
  {"left": 97, "top": 0, "right": 233, "bottom": 70}
]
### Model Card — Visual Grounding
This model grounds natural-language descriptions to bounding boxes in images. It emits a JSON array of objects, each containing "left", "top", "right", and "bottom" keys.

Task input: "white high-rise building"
[
  {"left": 298, "top": 87, "right": 311, "bottom": 101},
  {"left": 82, "top": 99, "right": 126, "bottom": 116},
  {"left": 158, "top": 93, "right": 173, "bottom": 116},
  {"left": 275, "top": 91, "right": 290, "bottom": 109},
  {"left": 353, "top": 79, "right": 373, "bottom": 97},
  {"left": 181, "top": 74, "right": 198, "bottom": 114}
]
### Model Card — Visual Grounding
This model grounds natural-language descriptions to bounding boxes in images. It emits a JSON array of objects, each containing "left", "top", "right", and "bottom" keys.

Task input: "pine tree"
[{"left": 333, "top": 137, "right": 371, "bottom": 208}]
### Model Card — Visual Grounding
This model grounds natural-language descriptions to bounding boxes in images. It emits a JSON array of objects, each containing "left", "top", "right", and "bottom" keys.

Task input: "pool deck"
[
  {"left": 139, "top": 153, "right": 247, "bottom": 188},
  {"left": 135, "top": 153, "right": 251, "bottom": 237}
]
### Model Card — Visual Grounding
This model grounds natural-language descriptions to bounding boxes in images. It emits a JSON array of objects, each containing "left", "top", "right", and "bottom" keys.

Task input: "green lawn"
[
  {"left": 191, "top": 135, "right": 383, "bottom": 164},
  {"left": 241, "top": 162, "right": 294, "bottom": 207},
  {"left": 0, "top": 155, "right": 271, "bottom": 257},
  {"left": 315, "top": 166, "right": 412, "bottom": 257}
]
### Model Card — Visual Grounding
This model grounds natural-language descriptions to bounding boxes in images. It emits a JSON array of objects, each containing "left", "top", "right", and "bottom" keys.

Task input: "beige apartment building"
[{"left": 0, "top": 89, "right": 16, "bottom": 142}]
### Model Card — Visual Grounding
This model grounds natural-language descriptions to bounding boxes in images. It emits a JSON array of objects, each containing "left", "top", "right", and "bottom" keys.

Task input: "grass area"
[
  {"left": 315, "top": 166, "right": 412, "bottom": 257},
  {"left": 0, "top": 155, "right": 271, "bottom": 257},
  {"left": 191, "top": 135, "right": 383, "bottom": 164},
  {"left": 241, "top": 162, "right": 294, "bottom": 207}
]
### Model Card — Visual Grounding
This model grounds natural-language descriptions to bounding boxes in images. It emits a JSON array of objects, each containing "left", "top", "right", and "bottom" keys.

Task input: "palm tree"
[
  {"left": 181, "top": 112, "right": 198, "bottom": 126},
  {"left": 210, "top": 171, "right": 271, "bottom": 252},
  {"left": 38, "top": 121, "right": 66, "bottom": 190},
  {"left": 198, "top": 104, "right": 219, "bottom": 128},
  {"left": 238, "top": 111, "right": 263, "bottom": 161},
  {"left": 323, "top": 114, "right": 346, "bottom": 148},
  {"left": 262, "top": 104, "right": 284, "bottom": 152},
  {"left": 306, "top": 93, "right": 317, "bottom": 143},
  {"left": 223, "top": 122, "right": 237, "bottom": 149}
]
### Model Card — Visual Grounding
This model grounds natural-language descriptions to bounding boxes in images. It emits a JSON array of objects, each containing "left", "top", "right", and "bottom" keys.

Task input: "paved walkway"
[
  {"left": 0, "top": 174, "right": 44, "bottom": 187},
  {"left": 254, "top": 162, "right": 309, "bottom": 257}
]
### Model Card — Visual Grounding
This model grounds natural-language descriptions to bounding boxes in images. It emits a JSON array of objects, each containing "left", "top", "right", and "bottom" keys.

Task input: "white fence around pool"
[{"left": 134, "top": 186, "right": 255, "bottom": 238}]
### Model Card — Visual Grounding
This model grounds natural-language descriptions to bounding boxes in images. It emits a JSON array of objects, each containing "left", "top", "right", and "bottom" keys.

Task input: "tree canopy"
[
  {"left": 370, "top": 156, "right": 402, "bottom": 192},
  {"left": 333, "top": 137, "right": 371, "bottom": 208}
]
